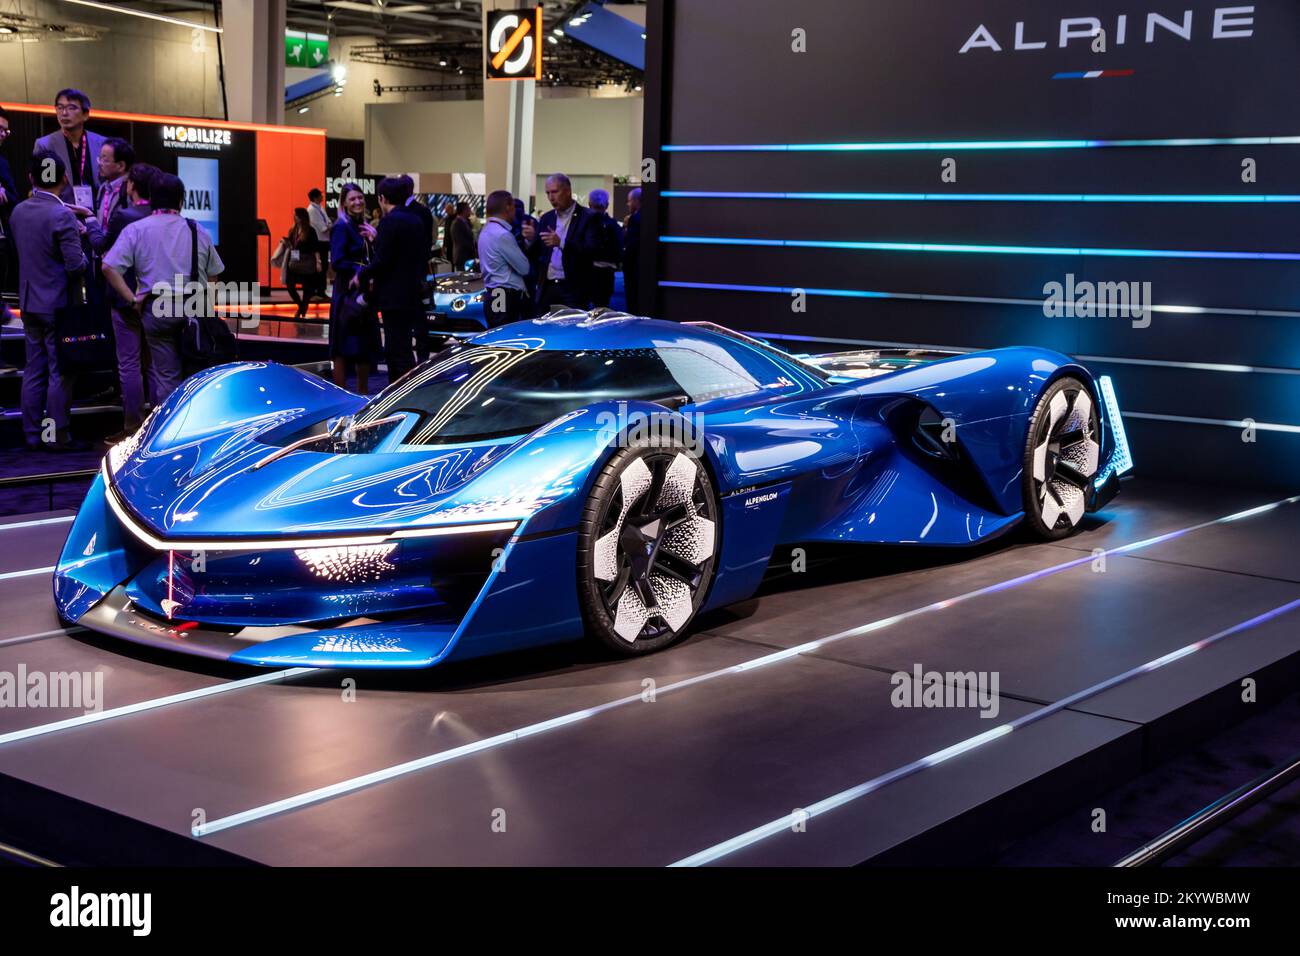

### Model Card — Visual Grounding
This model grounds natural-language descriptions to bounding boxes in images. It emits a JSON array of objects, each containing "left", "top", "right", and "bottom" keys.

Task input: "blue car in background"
[
  {"left": 54, "top": 310, "right": 1132, "bottom": 670},
  {"left": 429, "top": 264, "right": 486, "bottom": 334}
]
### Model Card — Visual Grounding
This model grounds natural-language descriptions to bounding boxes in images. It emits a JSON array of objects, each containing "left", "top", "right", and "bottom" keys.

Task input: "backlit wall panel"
[{"left": 646, "top": 0, "right": 1300, "bottom": 488}]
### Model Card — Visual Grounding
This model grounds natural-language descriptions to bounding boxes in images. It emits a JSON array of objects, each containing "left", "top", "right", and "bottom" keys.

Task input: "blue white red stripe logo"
[{"left": 1053, "top": 69, "right": 1134, "bottom": 79}]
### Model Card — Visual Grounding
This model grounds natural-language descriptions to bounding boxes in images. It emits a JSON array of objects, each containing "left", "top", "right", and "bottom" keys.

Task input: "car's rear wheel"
[
  {"left": 577, "top": 441, "right": 718, "bottom": 655},
  {"left": 1022, "top": 376, "right": 1101, "bottom": 539}
]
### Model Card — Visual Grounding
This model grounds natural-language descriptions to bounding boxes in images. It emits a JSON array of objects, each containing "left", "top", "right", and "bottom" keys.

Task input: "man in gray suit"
[
  {"left": 9, "top": 149, "right": 103, "bottom": 451},
  {"left": 33, "top": 89, "right": 105, "bottom": 207}
]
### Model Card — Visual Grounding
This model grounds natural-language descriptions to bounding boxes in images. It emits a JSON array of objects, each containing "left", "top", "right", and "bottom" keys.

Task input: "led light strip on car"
[{"left": 100, "top": 461, "right": 517, "bottom": 553}]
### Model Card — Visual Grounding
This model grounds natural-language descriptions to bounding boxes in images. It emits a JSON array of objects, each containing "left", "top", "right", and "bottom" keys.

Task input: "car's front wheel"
[
  {"left": 1022, "top": 375, "right": 1101, "bottom": 540},
  {"left": 576, "top": 441, "right": 718, "bottom": 655}
]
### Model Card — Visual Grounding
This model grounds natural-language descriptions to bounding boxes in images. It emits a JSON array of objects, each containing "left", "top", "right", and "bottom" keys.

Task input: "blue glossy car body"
[
  {"left": 54, "top": 311, "right": 1131, "bottom": 669},
  {"left": 429, "top": 269, "right": 486, "bottom": 332}
]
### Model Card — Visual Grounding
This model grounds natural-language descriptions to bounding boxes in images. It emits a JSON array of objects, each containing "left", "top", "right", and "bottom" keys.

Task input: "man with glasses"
[{"left": 34, "top": 89, "right": 105, "bottom": 208}]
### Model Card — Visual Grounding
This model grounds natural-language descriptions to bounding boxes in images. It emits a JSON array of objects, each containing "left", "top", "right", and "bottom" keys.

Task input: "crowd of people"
[
  {"left": 0, "top": 89, "right": 648, "bottom": 452},
  {"left": 318, "top": 171, "right": 643, "bottom": 393},
  {"left": 0, "top": 90, "right": 223, "bottom": 451}
]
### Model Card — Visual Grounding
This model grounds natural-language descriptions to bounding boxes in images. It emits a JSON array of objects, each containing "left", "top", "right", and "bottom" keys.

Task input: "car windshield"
[{"left": 355, "top": 345, "right": 761, "bottom": 445}]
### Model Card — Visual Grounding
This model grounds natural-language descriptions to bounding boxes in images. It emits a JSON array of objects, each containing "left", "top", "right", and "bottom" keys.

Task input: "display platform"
[{"left": 0, "top": 479, "right": 1296, "bottom": 866}]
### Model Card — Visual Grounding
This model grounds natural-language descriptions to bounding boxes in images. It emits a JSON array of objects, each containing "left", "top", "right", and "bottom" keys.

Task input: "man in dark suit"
[
  {"left": 396, "top": 176, "right": 434, "bottom": 363},
  {"left": 0, "top": 105, "right": 18, "bottom": 302},
  {"left": 523, "top": 173, "right": 598, "bottom": 311},
  {"left": 448, "top": 201, "right": 476, "bottom": 271},
  {"left": 585, "top": 188, "right": 623, "bottom": 309},
  {"left": 9, "top": 150, "right": 103, "bottom": 451},
  {"left": 398, "top": 175, "right": 435, "bottom": 254},
  {"left": 622, "top": 187, "right": 642, "bottom": 315},
  {"left": 34, "top": 89, "right": 106, "bottom": 206},
  {"left": 512, "top": 197, "right": 540, "bottom": 302},
  {"left": 355, "top": 177, "right": 430, "bottom": 383}
]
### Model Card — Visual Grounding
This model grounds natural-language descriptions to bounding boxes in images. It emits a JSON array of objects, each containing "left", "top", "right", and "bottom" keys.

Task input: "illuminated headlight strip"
[
  {"left": 1095, "top": 375, "right": 1134, "bottom": 486},
  {"left": 101, "top": 461, "right": 517, "bottom": 553}
]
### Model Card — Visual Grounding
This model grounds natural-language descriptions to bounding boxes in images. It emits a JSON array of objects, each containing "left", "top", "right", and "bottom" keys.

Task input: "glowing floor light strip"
[
  {"left": 0, "top": 627, "right": 84, "bottom": 649},
  {"left": 659, "top": 236, "right": 1300, "bottom": 261},
  {"left": 663, "top": 135, "right": 1300, "bottom": 152},
  {"left": 192, "top": 494, "right": 1300, "bottom": 837},
  {"left": 0, "top": 516, "right": 74, "bottom": 532},
  {"left": 663, "top": 190, "right": 1300, "bottom": 204},
  {"left": 0, "top": 668, "right": 313, "bottom": 747},
  {"left": 670, "top": 597, "right": 1300, "bottom": 867},
  {"left": 1122, "top": 411, "right": 1300, "bottom": 434},
  {"left": 0, "top": 565, "right": 56, "bottom": 582}
]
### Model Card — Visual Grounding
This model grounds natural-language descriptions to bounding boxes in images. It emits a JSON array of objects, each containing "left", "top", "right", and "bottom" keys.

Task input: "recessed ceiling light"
[{"left": 297, "top": 106, "right": 310, "bottom": 114}]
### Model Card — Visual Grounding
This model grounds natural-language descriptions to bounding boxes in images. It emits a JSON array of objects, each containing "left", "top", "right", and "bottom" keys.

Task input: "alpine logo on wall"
[
  {"left": 958, "top": 6, "right": 1257, "bottom": 55},
  {"left": 485, "top": 6, "right": 543, "bottom": 80}
]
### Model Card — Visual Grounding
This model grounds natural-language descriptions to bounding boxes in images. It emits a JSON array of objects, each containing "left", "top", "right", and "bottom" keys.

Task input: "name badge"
[
  {"left": 73, "top": 185, "right": 94, "bottom": 209},
  {"left": 290, "top": 250, "right": 301, "bottom": 262}
]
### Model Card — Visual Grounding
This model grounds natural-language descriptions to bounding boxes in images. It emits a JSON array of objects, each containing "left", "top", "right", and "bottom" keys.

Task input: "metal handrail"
[
  {"left": 0, "top": 467, "right": 98, "bottom": 512},
  {"left": 1115, "top": 749, "right": 1300, "bottom": 866}
]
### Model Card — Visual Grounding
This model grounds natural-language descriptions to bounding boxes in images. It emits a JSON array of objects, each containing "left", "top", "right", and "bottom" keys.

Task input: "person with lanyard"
[
  {"left": 477, "top": 189, "right": 532, "bottom": 327},
  {"left": 33, "top": 89, "right": 105, "bottom": 208},
  {"left": 95, "top": 138, "right": 133, "bottom": 230},
  {"left": 8, "top": 150, "right": 103, "bottom": 452},
  {"left": 102, "top": 173, "right": 224, "bottom": 407}
]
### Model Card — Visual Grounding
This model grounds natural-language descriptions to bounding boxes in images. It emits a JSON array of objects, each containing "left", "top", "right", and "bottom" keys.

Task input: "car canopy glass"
[{"left": 357, "top": 345, "right": 762, "bottom": 445}]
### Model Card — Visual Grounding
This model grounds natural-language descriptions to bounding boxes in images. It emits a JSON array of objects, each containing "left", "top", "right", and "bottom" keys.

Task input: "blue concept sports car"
[{"left": 54, "top": 310, "right": 1133, "bottom": 669}]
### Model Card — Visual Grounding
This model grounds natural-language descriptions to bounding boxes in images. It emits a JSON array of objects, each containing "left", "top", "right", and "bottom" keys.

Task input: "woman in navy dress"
[{"left": 329, "top": 183, "right": 382, "bottom": 393}]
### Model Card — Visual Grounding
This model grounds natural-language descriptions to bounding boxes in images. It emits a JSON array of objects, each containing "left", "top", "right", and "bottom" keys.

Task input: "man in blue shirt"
[{"left": 477, "top": 189, "right": 531, "bottom": 327}]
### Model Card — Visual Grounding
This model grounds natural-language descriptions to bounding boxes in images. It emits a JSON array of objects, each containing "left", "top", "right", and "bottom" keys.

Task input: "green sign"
[{"left": 286, "top": 31, "right": 329, "bottom": 69}]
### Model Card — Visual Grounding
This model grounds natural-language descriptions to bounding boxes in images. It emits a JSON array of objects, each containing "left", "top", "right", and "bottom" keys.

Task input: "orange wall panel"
[{"left": 255, "top": 130, "right": 327, "bottom": 288}]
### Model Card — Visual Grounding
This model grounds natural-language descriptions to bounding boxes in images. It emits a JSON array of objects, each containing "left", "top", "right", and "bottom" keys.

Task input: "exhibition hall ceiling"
[{"left": 99, "top": 0, "right": 645, "bottom": 88}]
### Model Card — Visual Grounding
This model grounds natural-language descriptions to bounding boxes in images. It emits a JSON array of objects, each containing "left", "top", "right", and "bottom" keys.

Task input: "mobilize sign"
[
  {"left": 162, "top": 125, "right": 232, "bottom": 150},
  {"left": 959, "top": 5, "right": 1257, "bottom": 53},
  {"left": 486, "top": 6, "right": 543, "bottom": 80}
]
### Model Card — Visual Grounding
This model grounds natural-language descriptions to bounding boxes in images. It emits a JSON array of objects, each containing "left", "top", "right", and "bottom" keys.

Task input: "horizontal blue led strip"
[
  {"left": 657, "top": 280, "right": 1300, "bottom": 318},
  {"left": 659, "top": 236, "right": 1300, "bottom": 261},
  {"left": 663, "top": 135, "right": 1300, "bottom": 152},
  {"left": 662, "top": 190, "right": 1300, "bottom": 204}
]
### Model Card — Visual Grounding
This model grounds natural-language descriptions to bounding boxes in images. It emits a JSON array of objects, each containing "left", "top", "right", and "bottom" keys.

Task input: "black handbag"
[
  {"left": 179, "top": 218, "right": 237, "bottom": 374},
  {"left": 54, "top": 277, "right": 115, "bottom": 374},
  {"left": 335, "top": 287, "right": 372, "bottom": 337}
]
